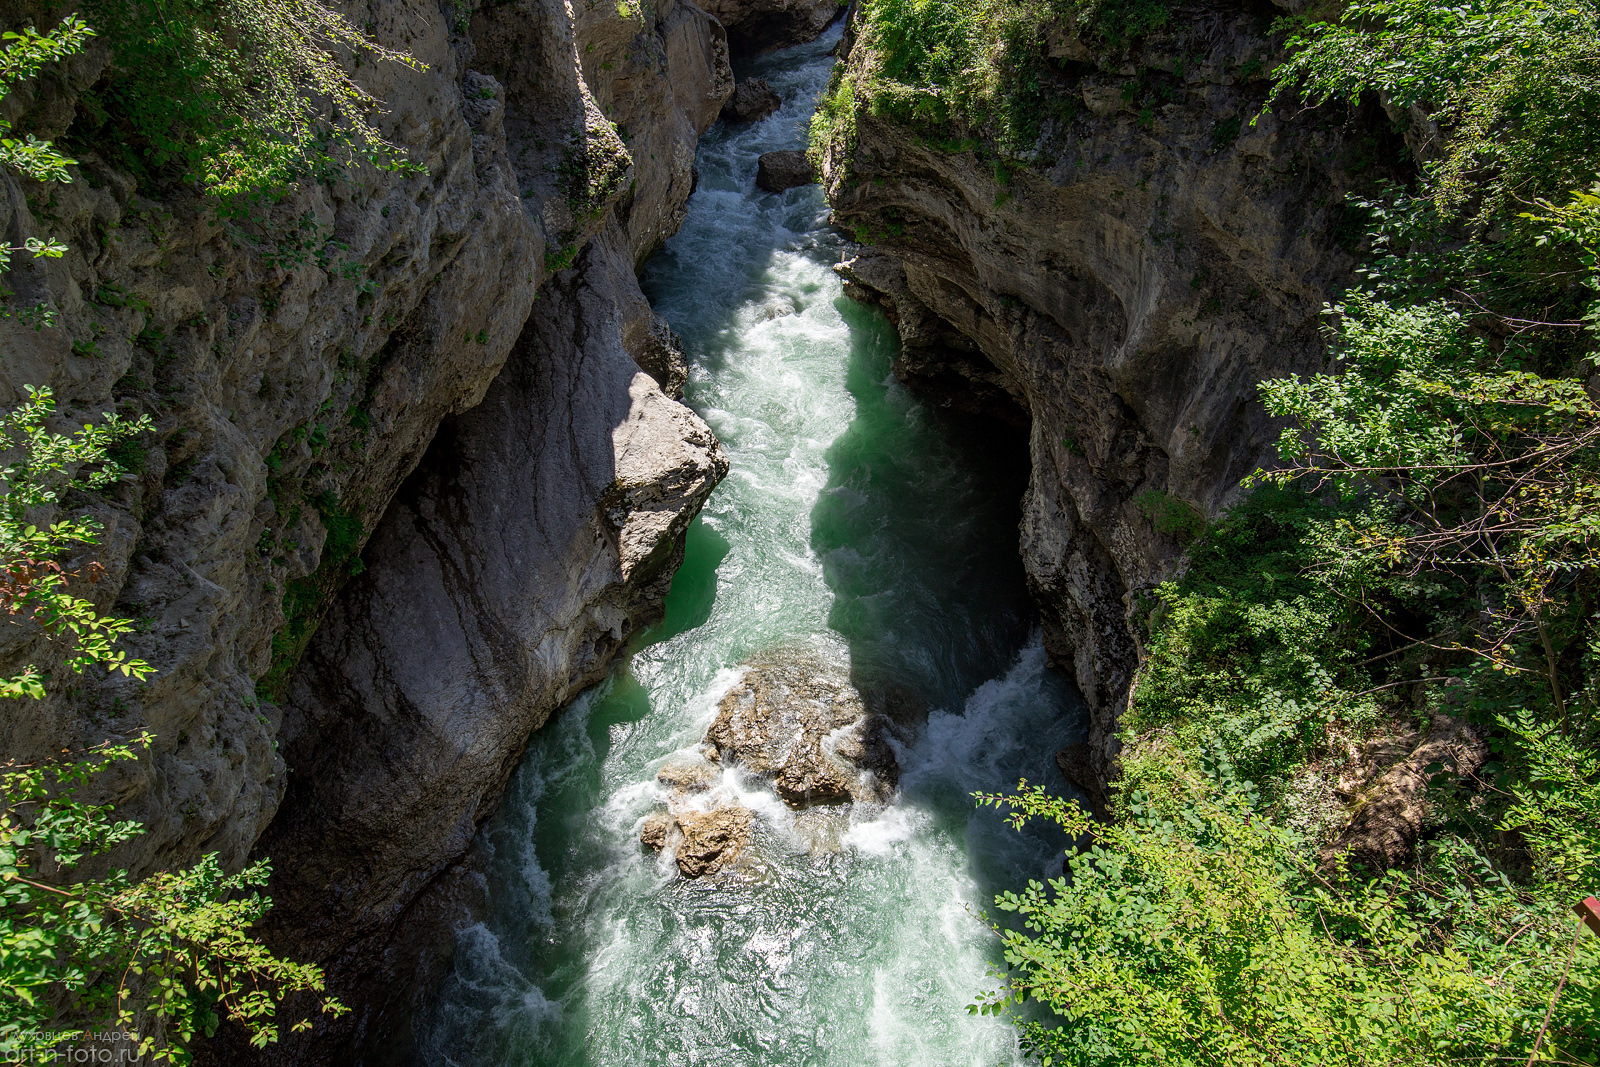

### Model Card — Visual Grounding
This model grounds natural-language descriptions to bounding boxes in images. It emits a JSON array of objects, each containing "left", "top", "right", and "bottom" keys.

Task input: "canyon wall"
[
  {"left": 819, "top": 1, "right": 1402, "bottom": 785},
  {"left": 0, "top": 0, "right": 732, "bottom": 1055}
]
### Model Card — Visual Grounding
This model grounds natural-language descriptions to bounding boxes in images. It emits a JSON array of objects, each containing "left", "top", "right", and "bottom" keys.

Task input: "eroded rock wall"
[
  {"left": 821, "top": 2, "right": 1402, "bottom": 783},
  {"left": 0, "top": 0, "right": 732, "bottom": 1055},
  {"left": 0, "top": 0, "right": 546, "bottom": 883}
]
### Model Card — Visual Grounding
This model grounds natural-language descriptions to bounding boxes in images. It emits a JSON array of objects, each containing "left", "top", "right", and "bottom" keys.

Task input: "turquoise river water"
[{"left": 413, "top": 28, "right": 1086, "bottom": 1067}]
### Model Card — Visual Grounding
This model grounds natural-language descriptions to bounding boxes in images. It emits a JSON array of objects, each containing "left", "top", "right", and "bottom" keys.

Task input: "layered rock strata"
[{"left": 820, "top": 2, "right": 1402, "bottom": 786}]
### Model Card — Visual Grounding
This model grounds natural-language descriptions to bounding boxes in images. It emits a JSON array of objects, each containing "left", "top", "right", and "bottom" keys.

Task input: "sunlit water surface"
[{"left": 413, "top": 29, "right": 1086, "bottom": 1067}]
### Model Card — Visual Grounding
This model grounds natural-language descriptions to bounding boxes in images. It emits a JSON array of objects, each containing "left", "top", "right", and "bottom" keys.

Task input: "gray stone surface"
[
  {"left": 757, "top": 150, "right": 816, "bottom": 192},
  {"left": 822, "top": 1, "right": 1398, "bottom": 787},
  {"left": 722, "top": 76, "right": 783, "bottom": 123},
  {"left": 0, "top": 0, "right": 735, "bottom": 1057}
]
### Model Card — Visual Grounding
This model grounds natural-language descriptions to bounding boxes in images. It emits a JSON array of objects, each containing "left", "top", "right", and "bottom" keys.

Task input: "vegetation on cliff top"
[
  {"left": 0, "top": 5, "right": 415, "bottom": 1059},
  {"left": 943, "top": 0, "right": 1600, "bottom": 1062},
  {"left": 811, "top": 0, "right": 1181, "bottom": 159}
]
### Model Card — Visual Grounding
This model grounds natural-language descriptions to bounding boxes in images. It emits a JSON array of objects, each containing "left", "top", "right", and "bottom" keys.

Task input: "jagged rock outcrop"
[
  {"left": 698, "top": 0, "right": 842, "bottom": 51},
  {"left": 757, "top": 149, "right": 816, "bottom": 192},
  {"left": 706, "top": 648, "right": 898, "bottom": 807},
  {"left": 640, "top": 759, "right": 755, "bottom": 877},
  {"left": 820, "top": 2, "right": 1404, "bottom": 787},
  {"left": 242, "top": 0, "right": 736, "bottom": 1057},
  {"left": 0, "top": 0, "right": 735, "bottom": 1058},
  {"left": 0, "top": 0, "right": 543, "bottom": 887},
  {"left": 723, "top": 75, "right": 783, "bottom": 122}
]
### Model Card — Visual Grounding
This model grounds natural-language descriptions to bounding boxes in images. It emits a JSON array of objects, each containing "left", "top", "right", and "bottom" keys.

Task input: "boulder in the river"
[
  {"left": 705, "top": 648, "right": 898, "bottom": 807},
  {"left": 673, "top": 805, "right": 755, "bottom": 877},
  {"left": 640, "top": 755, "right": 754, "bottom": 878},
  {"left": 657, "top": 759, "right": 718, "bottom": 794},
  {"left": 640, "top": 794, "right": 754, "bottom": 878},
  {"left": 722, "top": 77, "right": 781, "bottom": 123},
  {"left": 756, "top": 150, "right": 815, "bottom": 193}
]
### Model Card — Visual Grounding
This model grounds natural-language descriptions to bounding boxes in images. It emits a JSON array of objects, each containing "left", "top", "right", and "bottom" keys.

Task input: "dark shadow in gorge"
[
  {"left": 808, "top": 290, "right": 1087, "bottom": 907},
  {"left": 808, "top": 294, "right": 1036, "bottom": 710}
]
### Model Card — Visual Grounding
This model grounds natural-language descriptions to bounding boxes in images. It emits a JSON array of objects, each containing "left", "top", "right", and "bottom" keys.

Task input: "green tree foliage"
[
  {"left": 0, "top": 387, "right": 154, "bottom": 699},
  {"left": 0, "top": 739, "right": 347, "bottom": 1062},
  {"left": 0, "top": 17, "right": 93, "bottom": 185},
  {"left": 0, "top": 16, "right": 349, "bottom": 1061},
  {"left": 71, "top": 0, "right": 423, "bottom": 201},
  {"left": 0, "top": 386, "right": 347, "bottom": 1060},
  {"left": 974, "top": 0, "right": 1600, "bottom": 1062},
  {"left": 831, "top": 0, "right": 1172, "bottom": 153},
  {"left": 1271, "top": 0, "right": 1600, "bottom": 217},
  {"left": 975, "top": 785, "right": 1597, "bottom": 1066}
]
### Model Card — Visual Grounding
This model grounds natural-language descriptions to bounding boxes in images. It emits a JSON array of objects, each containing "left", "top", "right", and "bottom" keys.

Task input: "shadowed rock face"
[
  {"left": 820, "top": 0, "right": 1405, "bottom": 788},
  {"left": 757, "top": 149, "right": 816, "bottom": 192},
  {"left": 698, "top": 0, "right": 842, "bottom": 51},
  {"left": 723, "top": 76, "right": 783, "bottom": 122},
  {"left": 1322, "top": 714, "right": 1486, "bottom": 870}
]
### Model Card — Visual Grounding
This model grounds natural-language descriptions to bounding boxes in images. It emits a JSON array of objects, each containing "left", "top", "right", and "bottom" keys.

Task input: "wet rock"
[
  {"left": 705, "top": 648, "right": 898, "bottom": 807},
  {"left": 639, "top": 798, "right": 753, "bottom": 878},
  {"left": 657, "top": 759, "right": 717, "bottom": 793},
  {"left": 756, "top": 150, "right": 815, "bottom": 193},
  {"left": 640, "top": 812, "right": 674, "bottom": 852},
  {"left": 673, "top": 805, "right": 755, "bottom": 877},
  {"left": 722, "top": 77, "right": 781, "bottom": 123}
]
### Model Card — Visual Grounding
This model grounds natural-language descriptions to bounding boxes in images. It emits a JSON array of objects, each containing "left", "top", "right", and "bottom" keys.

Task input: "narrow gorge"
[{"left": 7, "top": 0, "right": 1592, "bottom": 1061}]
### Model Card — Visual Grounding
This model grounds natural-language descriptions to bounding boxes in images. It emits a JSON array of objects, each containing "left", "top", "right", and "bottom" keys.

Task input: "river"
[{"left": 412, "top": 27, "right": 1086, "bottom": 1066}]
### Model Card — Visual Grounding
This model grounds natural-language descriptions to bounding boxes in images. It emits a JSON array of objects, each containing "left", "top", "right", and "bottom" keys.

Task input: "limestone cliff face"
[
  {"left": 0, "top": 0, "right": 730, "bottom": 1052},
  {"left": 820, "top": 2, "right": 1402, "bottom": 784}
]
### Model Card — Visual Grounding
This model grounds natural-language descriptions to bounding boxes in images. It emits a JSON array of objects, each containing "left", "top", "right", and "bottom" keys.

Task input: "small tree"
[{"left": 0, "top": 16, "right": 347, "bottom": 1061}]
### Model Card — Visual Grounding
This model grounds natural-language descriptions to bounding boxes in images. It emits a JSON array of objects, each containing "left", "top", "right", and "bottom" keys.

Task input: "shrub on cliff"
[
  {"left": 835, "top": 0, "right": 1175, "bottom": 153},
  {"left": 975, "top": 0, "right": 1600, "bottom": 1062},
  {"left": 69, "top": 0, "right": 423, "bottom": 201},
  {"left": 0, "top": 17, "right": 360, "bottom": 1061}
]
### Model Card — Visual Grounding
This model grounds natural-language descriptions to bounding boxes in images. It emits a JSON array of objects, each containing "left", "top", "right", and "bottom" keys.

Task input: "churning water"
[{"left": 413, "top": 27, "right": 1086, "bottom": 1066}]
